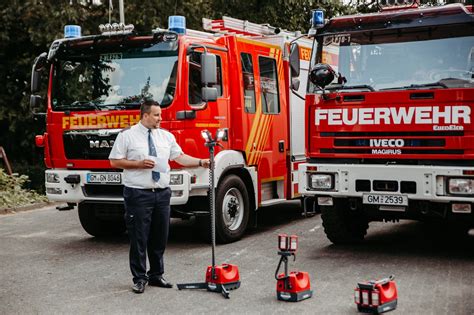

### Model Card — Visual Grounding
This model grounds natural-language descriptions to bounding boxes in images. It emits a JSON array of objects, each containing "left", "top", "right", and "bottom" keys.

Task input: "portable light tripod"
[
  {"left": 275, "top": 234, "right": 312, "bottom": 302},
  {"left": 177, "top": 129, "right": 240, "bottom": 299}
]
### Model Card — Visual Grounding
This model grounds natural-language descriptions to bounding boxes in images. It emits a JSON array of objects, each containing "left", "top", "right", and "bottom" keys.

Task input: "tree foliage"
[{"left": 0, "top": 0, "right": 360, "bottom": 191}]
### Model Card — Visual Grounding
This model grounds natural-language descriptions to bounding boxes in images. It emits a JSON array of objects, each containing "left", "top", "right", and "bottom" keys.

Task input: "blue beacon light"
[
  {"left": 311, "top": 10, "right": 325, "bottom": 29},
  {"left": 64, "top": 25, "right": 81, "bottom": 38},
  {"left": 169, "top": 15, "right": 186, "bottom": 35}
]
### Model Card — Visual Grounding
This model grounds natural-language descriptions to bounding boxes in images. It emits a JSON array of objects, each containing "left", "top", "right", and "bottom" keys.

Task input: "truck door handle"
[
  {"left": 176, "top": 110, "right": 196, "bottom": 120},
  {"left": 279, "top": 140, "right": 284, "bottom": 152}
]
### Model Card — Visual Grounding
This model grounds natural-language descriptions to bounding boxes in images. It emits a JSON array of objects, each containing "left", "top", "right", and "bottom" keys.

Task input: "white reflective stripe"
[
  {"left": 354, "top": 290, "right": 360, "bottom": 304},
  {"left": 371, "top": 291, "right": 380, "bottom": 306},
  {"left": 362, "top": 291, "right": 369, "bottom": 305}
]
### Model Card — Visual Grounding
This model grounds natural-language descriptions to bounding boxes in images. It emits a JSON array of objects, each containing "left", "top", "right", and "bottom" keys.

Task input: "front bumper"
[
  {"left": 298, "top": 164, "right": 474, "bottom": 203},
  {"left": 45, "top": 168, "right": 209, "bottom": 205}
]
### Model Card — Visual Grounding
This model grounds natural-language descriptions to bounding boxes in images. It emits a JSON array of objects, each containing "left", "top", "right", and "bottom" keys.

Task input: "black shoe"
[
  {"left": 132, "top": 280, "right": 147, "bottom": 293},
  {"left": 149, "top": 276, "right": 173, "bottom": 288}
]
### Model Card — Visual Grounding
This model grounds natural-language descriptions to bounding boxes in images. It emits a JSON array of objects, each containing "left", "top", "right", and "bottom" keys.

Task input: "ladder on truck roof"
[{"left": 202, "top": 16, "right": 302, "bottom": 38}]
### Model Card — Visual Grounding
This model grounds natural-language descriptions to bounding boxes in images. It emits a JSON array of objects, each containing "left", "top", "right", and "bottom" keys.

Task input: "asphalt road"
[{"left": 1, "top": 202, "right": 473, "bottom": 314}]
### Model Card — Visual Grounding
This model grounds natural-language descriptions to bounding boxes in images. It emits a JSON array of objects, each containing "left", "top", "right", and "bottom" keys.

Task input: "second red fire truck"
[
  {"left": 298, "top": 2, "right": 474, "bottom": 244},
  {"left": 31, "top": 16, "right": 312, "bottom": 242}
]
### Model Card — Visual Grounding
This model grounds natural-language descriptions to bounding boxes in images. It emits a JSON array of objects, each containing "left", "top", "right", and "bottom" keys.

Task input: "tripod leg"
[
  {"left": 177, "top": 282, "right": 208, "bottom": 290},
  {"left": 221, "top": 285, "right": 230, "bottom": 299}
]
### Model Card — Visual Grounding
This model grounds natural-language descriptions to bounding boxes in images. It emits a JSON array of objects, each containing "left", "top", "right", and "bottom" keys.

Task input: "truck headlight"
[
  {"left": 170, "top": 174, "right": 183, "bottom": 185},
  {"left": 449, "top": 178, "right": 473, "bottom": 195},
  {"left": 308, "top": 174, "right": 333, "bottom": 190},
  {"left": 46, "top": 173, "right": 60, "bottom": 183}
]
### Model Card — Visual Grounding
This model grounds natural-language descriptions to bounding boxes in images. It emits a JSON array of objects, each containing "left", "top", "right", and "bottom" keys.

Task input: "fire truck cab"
[
  {"left": 298, "top": 3, "right": 474, "bottom": 244},
  {"left": 31, "top": 16, "right": 312, "bottom": 242}
]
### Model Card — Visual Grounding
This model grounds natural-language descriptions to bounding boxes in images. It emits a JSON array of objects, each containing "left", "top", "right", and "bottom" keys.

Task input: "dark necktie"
[{"left": 148, "top": 129, "right": 160, "bottom": 182}]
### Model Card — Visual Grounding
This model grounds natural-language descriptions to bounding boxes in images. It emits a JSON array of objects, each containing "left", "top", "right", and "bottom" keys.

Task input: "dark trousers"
[{"left": 123, "top": 186, "right": 172, "bottom": 284}]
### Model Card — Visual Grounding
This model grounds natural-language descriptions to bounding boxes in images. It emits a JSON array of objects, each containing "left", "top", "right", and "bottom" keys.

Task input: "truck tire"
[
  {"left": 78, "top": 203, "right": 125, "bottom": 237},
  {"left": 321, "top": 199, "right": 369, "bottom": 244},
  {"left": 212, "top": 175, "right": 250, "bottom": 243}
]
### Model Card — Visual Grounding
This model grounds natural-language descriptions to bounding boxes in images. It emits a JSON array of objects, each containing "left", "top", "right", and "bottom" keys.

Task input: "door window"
[
  {"left": 188, "top": 51, "right": 222, "bottom": 106},
  {"left": 258, "top": 56, "right": 280, "bottom": 114},
  {"left": 240, "top": 53, "right": 256, "bottom": 113}
]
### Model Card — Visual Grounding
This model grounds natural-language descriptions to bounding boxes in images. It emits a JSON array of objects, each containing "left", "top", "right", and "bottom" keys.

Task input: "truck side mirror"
[
  {"left": 200, "top": 52, "right": 218, "bottom": 102},
  {"left": 201, "top": 52, "right": 217, "bottom": 85},
  {"left": 201, "top": 87, "right": 218, "bottom": 102},
  {"left": 30, "top": 95, "right": 43, "bottom": 109},
  {"left": 31, "top": 52, "right": 48, "bottom": 93},
  {"left": 291, "top": 78, "right": 300, "bottom": 91},
  {"left": 30, "top": 94, "right": 46, "bottom": 118},
  {"left": 309, "top": 63, "right": 335, "bottom": 89},
  {"left": 289, "top": 43, "right": 300, "bottom": 78}
]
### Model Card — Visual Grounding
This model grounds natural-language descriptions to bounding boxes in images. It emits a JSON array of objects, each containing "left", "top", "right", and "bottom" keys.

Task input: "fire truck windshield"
[
  {"left": 52, "top": 41, "right": 178, "bottom": 111},
  {"left": 310, "top": 25, "right": 474, "bottom": 92}
]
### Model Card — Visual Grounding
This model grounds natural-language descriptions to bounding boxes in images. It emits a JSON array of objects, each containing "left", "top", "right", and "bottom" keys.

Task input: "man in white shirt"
[{"left": 109, "top": 99, "right": 210, "bottom": 294}]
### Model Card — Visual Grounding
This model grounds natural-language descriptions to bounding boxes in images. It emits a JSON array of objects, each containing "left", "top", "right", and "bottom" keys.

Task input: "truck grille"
[
  {"left": 320, "top": 131, "right": 464, "bottom": 155},
  {"left": 334, "top": 139, "right": 445, "bottom": 147},
  {"left": 83, "top": 184, "right": 124, "bottom": 198},
  {"left": 63, "top": 129, "right": 121, "bottom": 160},
  {"left": 355, "top": 180, "right": 417, "bottom": 194},
  {"left": 321, "top": 149, "right": 463, "bottom": 154},
  {"left": 321, "top": 131, "right": 464, "bottom": 137}
]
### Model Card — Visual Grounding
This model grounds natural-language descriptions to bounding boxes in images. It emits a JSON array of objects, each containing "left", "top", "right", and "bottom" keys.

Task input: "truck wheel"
[
  {"left": 78, "top": 203, "right": 125, "bottom": 237},
  {"left": 321, "top": 199, "right": 368, "bottom": 244},
  {"left": 213, "top": 175, "right": 250, "bottom": 243}
]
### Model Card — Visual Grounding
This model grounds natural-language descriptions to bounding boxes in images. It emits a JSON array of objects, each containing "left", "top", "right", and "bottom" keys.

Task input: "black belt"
[{"left": 131, "top": 187, "right": 168, "bottom": 192}]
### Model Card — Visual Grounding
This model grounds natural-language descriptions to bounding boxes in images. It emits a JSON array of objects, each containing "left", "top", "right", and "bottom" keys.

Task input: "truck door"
[
  {"left": 181, "top": 47, "right": 229, "bottom": 158},
  {"left": 237, "top": 40, "right": 289, "bottom": 202}
]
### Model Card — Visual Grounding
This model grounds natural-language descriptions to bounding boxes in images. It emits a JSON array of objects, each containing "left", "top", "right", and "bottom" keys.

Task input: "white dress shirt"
[{"left": 109, "top": 122, "right": 183, "bottom": 189}]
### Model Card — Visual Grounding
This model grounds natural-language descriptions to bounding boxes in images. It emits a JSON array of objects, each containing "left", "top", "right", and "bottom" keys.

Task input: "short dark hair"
[{"left": 140, "top": 99, "right": 160, "bottom": 118}]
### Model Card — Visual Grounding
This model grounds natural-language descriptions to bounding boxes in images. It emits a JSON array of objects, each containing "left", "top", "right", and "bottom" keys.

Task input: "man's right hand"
[
  {"left": 110, "top": 158, "right": 155, "bottom": 170},
  {"left": 141, "top": 159, "right": 155, "bottom": 169}
]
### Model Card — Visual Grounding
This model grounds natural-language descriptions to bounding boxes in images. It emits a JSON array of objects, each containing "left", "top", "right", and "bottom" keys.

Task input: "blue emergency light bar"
[
  {"left": 64, "top": 25, "right": 81, "bottom": 38},
  {"left": 311, "top": 9, "right": 325, "bottom": 29},
  {"left": 169, "top": 15, "right": 186, "bottom": 34}
]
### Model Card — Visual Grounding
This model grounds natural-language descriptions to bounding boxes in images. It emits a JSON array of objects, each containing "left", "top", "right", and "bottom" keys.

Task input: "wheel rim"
[{"left": 221, "top": 187, "right": 244, "bottom": 231}]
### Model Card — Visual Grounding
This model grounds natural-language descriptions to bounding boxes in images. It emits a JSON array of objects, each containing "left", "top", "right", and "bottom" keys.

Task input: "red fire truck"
[
  {"left": 30, "top": 16, "right": 312, "bottom": 242},
  {"left": 298, "top": 2, "right": 474, "bottom": 244}
]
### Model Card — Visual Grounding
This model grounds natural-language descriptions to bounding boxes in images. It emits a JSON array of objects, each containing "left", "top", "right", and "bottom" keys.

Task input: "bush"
[
  {"left": 0, "top": 168, "right": 47, "bottom": 210},
  {"left": 13, "top": 161, "right": 46, "bottom": 194}
]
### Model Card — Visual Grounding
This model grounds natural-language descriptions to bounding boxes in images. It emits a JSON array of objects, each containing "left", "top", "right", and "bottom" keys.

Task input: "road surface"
[{"left": 1, "top": 202, "right": 473, "bottom": 314}]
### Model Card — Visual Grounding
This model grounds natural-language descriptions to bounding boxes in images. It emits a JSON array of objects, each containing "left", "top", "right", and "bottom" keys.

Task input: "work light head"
[
  {"left": 201, "top": 129, "right": 212, "bottom": 143},
  {"left": 216, "top": 128, "right": 227, "bottom": 141},
  {"left": 278, "top": 234, "right": 288, "bottom": 251}
]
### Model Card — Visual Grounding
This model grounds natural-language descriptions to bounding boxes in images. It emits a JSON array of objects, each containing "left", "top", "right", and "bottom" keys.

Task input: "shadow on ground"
[
  {"left": 316, "top": 220, "right": 474, "bottom": 262},
  {"left": 66, "top": 201, "right": 309, "bottom": 247}
]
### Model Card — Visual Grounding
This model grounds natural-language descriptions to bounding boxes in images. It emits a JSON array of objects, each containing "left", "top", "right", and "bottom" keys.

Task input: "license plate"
[
  {"left": 362, "top": 194, "right": 408, "bottom": 206},
  {"left": 86, "top": 173, "right": 121, "bottom": 184}
]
